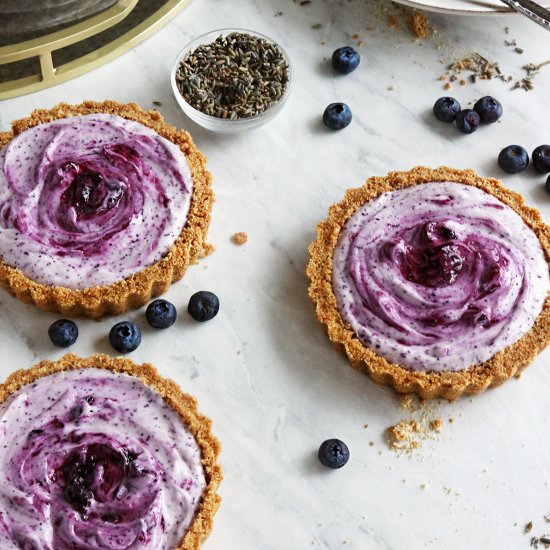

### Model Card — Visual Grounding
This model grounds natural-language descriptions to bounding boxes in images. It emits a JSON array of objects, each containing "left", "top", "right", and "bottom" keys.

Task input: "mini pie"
[
  {"left": 0, "top": 100, "right": 214, "bottom": 318},
  {"left": 308, "top": 166, "right": 550, "bottom": 400},
  {"left": 0, "top": 353, "right": 222, "bottom": 550}
]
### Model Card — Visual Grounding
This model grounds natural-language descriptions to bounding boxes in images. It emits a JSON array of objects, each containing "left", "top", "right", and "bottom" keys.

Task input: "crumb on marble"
[
  {"left": 386, "top": 420, "right": 421, "bottom": 451},
  {"left": 200, "top": 242, "right": 216, "bottom": 258},
  {"left": 387, "top": 15, "right": 399, "bottom": 29},
  {"left": 430, "top": 418, "right": 443, "bottom": 432},
  {"left": 232, "top": 232, "right": 248, "bottom": 245},
  {"left": 411, "top": 11, "right": 431, "bottom": 39}
]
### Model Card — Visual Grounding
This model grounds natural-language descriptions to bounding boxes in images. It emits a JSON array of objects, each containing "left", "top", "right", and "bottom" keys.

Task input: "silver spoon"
[{"left": 500, "top": 0, "right": 550, "bottom": 31}]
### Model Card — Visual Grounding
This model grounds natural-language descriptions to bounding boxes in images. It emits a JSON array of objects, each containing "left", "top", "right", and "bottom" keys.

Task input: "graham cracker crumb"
[
  {"left": 386, "top": 420, "right": 421, "bottom": 451},
  {"left": 444, "top": 82, "right": 452, "bottom": 90},
  {"left": 399, "top": 394, "right": 418, "bottom": 412},
  {"left": 387, "top": 400, "right": 446, "bottom": 453},
  {"left": 387, "top": 15, "right": 399, "bottom": 30},
  {"left": 430, "top": 418, "right": 443, "bottom": 432},
  {"left": 200, "top": 242, "right": 216, "bottom": 257},
  {"left": 232, "top": 232, "right": 248, "bottom": 245},
  {"left": 411, "top": 11, "right": 431, "bottom": 39}
]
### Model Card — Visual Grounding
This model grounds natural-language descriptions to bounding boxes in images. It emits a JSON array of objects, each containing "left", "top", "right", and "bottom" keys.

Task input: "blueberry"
[
  {"left": 64, "top": 484, "right": 93, "bottom": 513},
  {"left": 331, "top": 46, "right": 361, "bottom": 74},
  {"left": 498, "top": 145, "right": 529, "bottom": 174},
  {"left": 188, "top": 291, "right": 219, "bottom": 322},
  {"left": 473, "top": 96, "right": 503, "bottom": 123},
  {"left": 318, "top": 438, "right": 350, "bottom": 469},
  {"left": 109, "top": 321, "right": 141, "bottom": 353},
  {"left": 455, "top": 109, "right": 480, "bottom": 134},
  {"left": 546, "top": 175, "right": 550, "bottom": 194},
  {"left": 48, "top": 319, "right": 78, "bottom": 348},
  {"left": 532, "top": 145, "right": 550, "bottom": 173},
  {"left": 146, "top": 299, "right": 177, "bottom": 329},
  {"left": 432, "top": 97, "right": 461, "bottom": 123},
  {"left": 323, "top": 103, "right": 352, "bottom": 130}
]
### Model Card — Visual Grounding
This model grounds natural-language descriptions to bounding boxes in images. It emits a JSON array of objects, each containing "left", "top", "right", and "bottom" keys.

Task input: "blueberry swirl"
[
  {"left": 0, "top": 114, "right": 192, "bottom": 289},
  {"left": 0, "top": 369, "right": 205, "bottom": 550},
  {"left": 333, "top": 182, "right": 550, "bottom": 372}
]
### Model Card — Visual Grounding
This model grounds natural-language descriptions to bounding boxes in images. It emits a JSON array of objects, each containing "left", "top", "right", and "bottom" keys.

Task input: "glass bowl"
[{"left": 171, "top": 28, "right": 293, "bottom": 134}]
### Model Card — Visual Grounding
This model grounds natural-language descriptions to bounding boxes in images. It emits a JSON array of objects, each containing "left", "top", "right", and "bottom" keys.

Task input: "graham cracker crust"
[
  {"left": 0, "top": 100, "right": 214, "bottom": 318},
  {"left": 307, "top": 166, "right": 550, "bottom": 400}
]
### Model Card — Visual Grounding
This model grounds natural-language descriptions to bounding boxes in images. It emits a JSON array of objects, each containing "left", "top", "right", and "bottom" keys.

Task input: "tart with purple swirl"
[
  {"left": 308, "top": 167, "right": 550, "bottom": 399},
  {"left": 0, "top": 354, "right": 222, "bottom": 550},
  {"left": 0, "top": 101, "right": 213, "bottom": 317}
]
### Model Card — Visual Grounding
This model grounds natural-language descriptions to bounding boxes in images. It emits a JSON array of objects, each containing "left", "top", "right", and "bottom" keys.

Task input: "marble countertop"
[{"left": 1, "top": 1, "right": 550, "bottom": 549}]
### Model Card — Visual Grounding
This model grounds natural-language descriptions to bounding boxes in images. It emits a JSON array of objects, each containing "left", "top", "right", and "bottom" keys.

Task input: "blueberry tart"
[
  {"left": 0, "top": 354, "right": 222, "bottom": 549},
  {"left": 0, "top": 101, "right": 214, "bottom": 317},
  {"left": 308, "top": 166, "right": 550, "bottom": 399}
]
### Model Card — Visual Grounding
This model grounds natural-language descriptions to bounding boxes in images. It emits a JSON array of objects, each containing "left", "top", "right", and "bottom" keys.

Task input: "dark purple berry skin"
[
  {"left": 498, "top": 145, "right": 529, "bottom": 174},
  {"left": 455, "top": 109, "right": 480, "bottom": 134},
  {"left": 433, "top": 97, "right": 461, "bottom": 123},
  {"left": 532, "top": 145, "right": 550, "bottom": 173},
  {"left": 323, "top": 103, "right": 352, "bottom": 130},
  {"left": 146, "top": 299, "right": 177, "bottom": 329},
  {"left": 331, "top": 46, "right": 361, "bottom": 74},
  {"left": 109, "top": 321, "right": 141, "bottom": 353},
  {"left": 188, "top": 291, "right": 220, "bottom": 322},
  {"left": 545, "top": 175, "right": 550, "bottom": 194},
  {"left": 318, "top": 439, "right": 350, "bottom": 469},
  {"left": 48, "top": 319, "right": 78, "bottom": 348},
  {"left": 473, "top": 96, "right": 503, "bottom": 123}
]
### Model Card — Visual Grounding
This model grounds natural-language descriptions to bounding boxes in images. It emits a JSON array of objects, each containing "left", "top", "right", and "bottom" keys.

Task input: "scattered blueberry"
[
  {"left": 188, "top": 291, "right": 220, "bottom": 322},
  {"left": 323, "top": 103, "right": 352, "bottom": 130},
  {"left": 318, "top": 438, "right": 350, "bottom": 469},
  {"left": 455, "top": 109, "right": 480, "bottom": 134},
  {"left": 473, "top": 96, "right": 503, "bottom": 124},
  {"left": 546, "top": 174, "right": 550, "bottom": 194},
  {"left": 146, "top": 299, "right": 177, "bottom": 329},
  {"left": 432, "top": 97, "right": 461, "bottom": 123},
  {"left": 498, "top": 145, "right": 529, "bottom": 174},
  {"left": 48, "top": 319, "right": 78, "bottom": 348},
  {"left": 331, "top": 46, "right": 361, "bottom": 74},
  {"left": 109, "top": 321, "right": 141, "bottom": 353},
  {"left": 532, "top": 145, "right": 550, "bottom": 173}
]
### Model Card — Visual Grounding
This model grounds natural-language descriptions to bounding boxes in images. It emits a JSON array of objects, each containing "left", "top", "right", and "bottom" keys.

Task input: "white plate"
[{"left": 393, "top": 0, "right": 549, "bottom": 15}]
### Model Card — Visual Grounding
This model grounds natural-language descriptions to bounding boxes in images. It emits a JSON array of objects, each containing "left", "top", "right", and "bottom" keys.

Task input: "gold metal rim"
[{"left": 0, "top": 0, "right": 190, "bottom": 100}]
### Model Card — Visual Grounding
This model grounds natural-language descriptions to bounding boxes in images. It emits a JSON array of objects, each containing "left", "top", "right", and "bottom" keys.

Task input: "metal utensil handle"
[{"left": 501, "top": 0, "right": 550, "bottom": 30}]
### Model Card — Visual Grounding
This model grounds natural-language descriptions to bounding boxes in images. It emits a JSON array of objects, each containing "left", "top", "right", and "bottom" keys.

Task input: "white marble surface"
[{"left": 1, "top": 1, "right": 550, "bottom": 549}]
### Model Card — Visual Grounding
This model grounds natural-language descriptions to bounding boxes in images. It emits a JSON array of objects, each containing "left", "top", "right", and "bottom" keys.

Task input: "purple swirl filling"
[
  {"left": 332, "top": 182, "right": 549, "bottom": 372},
  {"left": 0, "top": 369, "right": 205, "bottom": 550},
  {"left": 0, "top": 114, "right": 192, "bottom": 289}
]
